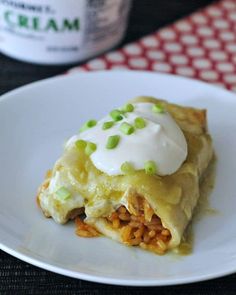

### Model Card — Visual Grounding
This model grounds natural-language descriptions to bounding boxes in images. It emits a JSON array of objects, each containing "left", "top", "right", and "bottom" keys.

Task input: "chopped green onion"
[
  {"left": 55, "top": 187, "right": 71, "bottom": 200},
  {"left": 75, "top": 139, "right": 87, "bottom": 149},
  {"left": 85, "top": 142, "right": 97, "bottom": 156},
  {"left": 80, "top": 120, "right": 97, "bottom": 132},
  {"left": 144, "top": 161, "right": 157, "bottom": 175},
  {"left": 110, "top": 109, "right": 123, "bottom": 121},
  {"left": 106, "top": 135, "right": 120, "bottom": 149},
  {"left": 134, "top": 117, "right": 146, "bottom": 129},
  {"left": 119, "top": 122, "right": 135, "bottom": 135},
  {"left": 152, "top": 104, "right": 165, "bottom": 114},
  {"left": 102, "top": 121, "right": 115, "bottom": 130},
  {"left": 122, "top": 103, "right": 134, "bottom": 113},
  {"left": 120, "top": 162, "right": 135, "bottom": 174}
]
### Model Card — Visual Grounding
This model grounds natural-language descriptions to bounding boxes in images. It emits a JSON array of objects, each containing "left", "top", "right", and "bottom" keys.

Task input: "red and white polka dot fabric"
[{"left": 68, "top": 0, "right": 236, "bottom": 92}]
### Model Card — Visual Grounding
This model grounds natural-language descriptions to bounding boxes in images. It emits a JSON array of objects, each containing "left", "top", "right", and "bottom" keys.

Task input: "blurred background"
[{"left": 0, "top": 0, "right": 216, "bottom": 95}]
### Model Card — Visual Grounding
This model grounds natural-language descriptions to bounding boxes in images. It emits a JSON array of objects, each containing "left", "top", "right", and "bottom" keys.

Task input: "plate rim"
[
  {"left": 1, "top": 242, "right": 236, "bottom": 286},
  {"left": 1, "top": 70, "right": 236, "bottom": 104},
  {"left": 1, "top": 70, "right": 236, "bottom": 286}
]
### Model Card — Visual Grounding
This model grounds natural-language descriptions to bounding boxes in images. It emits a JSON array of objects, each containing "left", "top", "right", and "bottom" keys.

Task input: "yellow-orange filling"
[
  {"left": 75, "top": 217, "right": 100, "bottom": 237},
  {"left": 106, "top": 198, "right": 171, "bottom": 254},
  {"left": 75, "top": 197, "right": 171, "bottom": 254}
]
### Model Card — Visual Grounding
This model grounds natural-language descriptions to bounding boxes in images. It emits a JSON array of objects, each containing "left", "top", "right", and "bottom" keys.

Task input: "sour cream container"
[{"left": 0, "top": 0, "right": 132, "bottom": 65}]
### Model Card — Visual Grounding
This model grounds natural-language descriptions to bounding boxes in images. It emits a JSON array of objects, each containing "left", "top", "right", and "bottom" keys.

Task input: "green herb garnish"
[
  {"left": 106, "top": 135, "right": 120, "bottom": 149},
  {"left": 120, "top": 162, "right": 135, "bottom": 174},
  {"left": 119, "top": 122, "right": 135, "bottom": 135},
  {"left": 85, "top": 142, "right": 97, "bottom": 156},
  {"left": 144, "top": 161, "right": 157, "bottom": 175},
  {"left": 110, "top": 110, "right": 123, "bottom": 121},
  {"left": 152, "top": 104, "right": 164, "bottom": 114},
  {"left": 80, "top": 120, "right": 97, "bottom": 132},
  {"left": 102, "top": 121, "right": 115, "bottom": 130},
  {"left": 55, "top": 187, "right": 71, "bottom": 200},
  {"left": 134, "top": 117, "right": 146, "bottom": 129},
  {"left": 123, "top": 103, "right": 134, "bottom": 113},
  {"left": 75, "top": 139, "right": 87, "bottom": 149}
]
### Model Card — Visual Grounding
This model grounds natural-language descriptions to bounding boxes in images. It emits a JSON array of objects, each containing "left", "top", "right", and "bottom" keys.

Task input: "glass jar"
[{"left": 0, "top": 0, "right": 132, "bottom": 65}]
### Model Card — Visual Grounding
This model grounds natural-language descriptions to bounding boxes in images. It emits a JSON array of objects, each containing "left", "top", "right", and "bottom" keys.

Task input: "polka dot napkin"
[{"left": 68, "top": 0, "right": 236, "bottom": 92}]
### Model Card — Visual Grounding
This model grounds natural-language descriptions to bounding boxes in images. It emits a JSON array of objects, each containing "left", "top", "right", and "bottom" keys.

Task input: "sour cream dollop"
[{"left": 66, "top": 103, "right": 188, "bottom": 176}]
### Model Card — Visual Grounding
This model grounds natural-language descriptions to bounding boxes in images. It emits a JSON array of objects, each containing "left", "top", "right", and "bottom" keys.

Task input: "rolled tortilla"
[{"left": 37, "top": 97, "right": 213, "bottom": 252}]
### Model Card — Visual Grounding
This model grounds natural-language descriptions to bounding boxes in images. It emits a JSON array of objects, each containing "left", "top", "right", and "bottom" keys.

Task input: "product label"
[
  {"left": 0, "top": 0, "right": 132, "bottom": 64},
  {"left": 3, "top": 10, "right": 80, "bottom": 33}
]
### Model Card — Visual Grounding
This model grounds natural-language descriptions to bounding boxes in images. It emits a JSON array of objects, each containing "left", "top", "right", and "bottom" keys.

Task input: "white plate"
[{"left": 0, "top": 71, "right": 236, "bottom": 286}]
